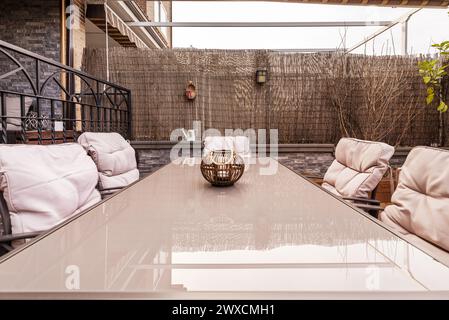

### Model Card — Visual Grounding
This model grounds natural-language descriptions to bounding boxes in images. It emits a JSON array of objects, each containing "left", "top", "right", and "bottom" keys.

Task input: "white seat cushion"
[
  {"left": 380, "top": 147, "right": 449, "bottom": 252},
  {"left": 78, "top": 132, "right": 139, "bottom": 189},
  {"left": 0, "top": 143, "right": 101, "bottom": 234},
  {"left": 322, "top": 138, "right": 394, "bottom": 198},
  {"left": 98, "top": 169, "right": 140, "bottom": 190}
]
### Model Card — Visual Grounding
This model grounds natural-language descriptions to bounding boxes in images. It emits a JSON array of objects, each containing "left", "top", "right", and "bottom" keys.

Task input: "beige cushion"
[
  {"left": 380, "top": 147, "right": 449, "bottom": 252},
  {"left": 0, "top": 143, "right": 101, "bottom": 235},
  {"left": 322, "top": 138, "right": 394, "bottom": 198},
  {"left": 203, "top": 136, "right": 251, "bottom": 158},
  {"left": 203, "top": 136, "right": 234, "bottom": 156},
  {"left": 0, "top": 96, "right": 33, "bottom": 130},
  {"left": 98, "top": 170, "right": 140, "bottom": 190},
  {"left": 234, "top": 136, "right": 251, "bottom": 158},
  {"left": 77, "top": 132, "right": 139, "bottom": 189}
]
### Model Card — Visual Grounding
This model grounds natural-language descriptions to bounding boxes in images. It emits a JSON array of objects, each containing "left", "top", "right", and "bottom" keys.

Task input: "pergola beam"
[
  {"left": 107, "top": 0, "right": 449, "bottom": 8},
  {"left": 127, "top": 21, "right": 393, "bottom": 28},
  {"left": 345, "top": 8, "right": 421, "bottom": 54}
]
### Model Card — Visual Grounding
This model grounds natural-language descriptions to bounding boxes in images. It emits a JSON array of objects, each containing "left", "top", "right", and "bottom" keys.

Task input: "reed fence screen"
[{"left": 83, "top": 48, "right": 447, "bottom": 146}]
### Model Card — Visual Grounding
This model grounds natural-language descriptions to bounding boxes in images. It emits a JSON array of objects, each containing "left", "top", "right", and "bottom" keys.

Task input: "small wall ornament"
[{"left": 185, "top": 81, "right": 197, "bottom": 100}]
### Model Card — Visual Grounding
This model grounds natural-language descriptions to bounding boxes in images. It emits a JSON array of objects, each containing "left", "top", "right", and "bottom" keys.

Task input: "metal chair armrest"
[
  {"left": 98, "top": 186, "right": 126, "bottom": 197},
  {"left": 100, "top": 190, "right": 120, "bottom": 196},
  {"left": 99, "top": 186, "right": 125, "bottom": 192},
  {"left": 352, "top": 203, "right": 384, "bottom": 218},
  {"left": 303, "top": 174, "right": 322, "bottom": 179},
  {"left": 342, "top": 196, "right": 381, "bottom": 206},
  {"left": 343, "top": 197, "right": 383, "bottom": 218},
  {"left": 0, "top": 231, "right": 42, "bottom": 243}
]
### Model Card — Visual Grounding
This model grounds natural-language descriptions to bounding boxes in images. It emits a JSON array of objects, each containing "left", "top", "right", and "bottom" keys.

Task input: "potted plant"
[
  {"left": 418, "top": 11, "right": 449, "bottom": 112},
  {"left": 419, "top": 41, "right": 449, "bottom": 112},
  {"left": 418, "top": 13, "right": 449, "bottom": 146}
]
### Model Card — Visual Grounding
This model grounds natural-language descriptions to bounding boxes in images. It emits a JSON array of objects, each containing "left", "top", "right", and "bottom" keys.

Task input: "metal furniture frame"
[
  {"left": 0, "top": 39, "right": 132, "bottom": 144},
  {"left": 343, "top": 192, "right": 382, "bottom": 218},
  {"left": 304, "top": 175, "right": 382, "bottom": 217}
]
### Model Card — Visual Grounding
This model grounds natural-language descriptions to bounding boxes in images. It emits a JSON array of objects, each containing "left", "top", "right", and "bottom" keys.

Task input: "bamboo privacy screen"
[{"left": 83, "top": 47, "right": 447, "bottom": 146}]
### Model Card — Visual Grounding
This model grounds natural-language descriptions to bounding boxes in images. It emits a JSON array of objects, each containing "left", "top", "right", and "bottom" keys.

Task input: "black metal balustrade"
[{"left": 0, "top": 39, "right": 131, "bottom": 144}]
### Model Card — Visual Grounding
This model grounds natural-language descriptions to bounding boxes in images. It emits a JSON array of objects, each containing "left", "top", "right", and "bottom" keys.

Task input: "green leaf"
[
  {"left": 423, "top": 76, "right": 431, "bottom": 84},
  {"left": 418, "top": 61, "right": 429, "bottom": 69},
  {"left": 426, "top": 91, "right": 435, "bottom": 105},
  {"left": 437, "top": 101, "right": 448, "bottom": 112}
]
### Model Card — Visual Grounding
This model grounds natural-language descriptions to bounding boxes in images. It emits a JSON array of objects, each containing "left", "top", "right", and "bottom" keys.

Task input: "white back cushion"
[
  {"left": 322, "top": 138, "right": 394, "bottom": 198},
  {"left": 234, "top": 136, "right": 251, "bottom": 157},
  {"left": 380, "top": 147, "right": 449, "bottom": 252},
  {"left": 203, "top": 136, "right": 234, "bottom": 156},
  {"left": 78, "top": 132, "right": 139, "bottom": 189},
  {"left": 0, "top": 143, "right": 101, "bottom": 234},
  {"left": 203, "top": 136, "right": 251, "bottom": 158}
]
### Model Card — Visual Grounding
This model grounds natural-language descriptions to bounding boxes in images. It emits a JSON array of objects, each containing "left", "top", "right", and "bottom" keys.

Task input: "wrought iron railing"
[{"left": 0, "top": 39, "right": 131, "bottom": 144}]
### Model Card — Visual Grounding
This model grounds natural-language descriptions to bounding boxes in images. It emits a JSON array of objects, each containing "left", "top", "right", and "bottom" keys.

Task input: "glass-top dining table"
[{"left": 0, "top": 157, "right": 449, "bottom": 299}]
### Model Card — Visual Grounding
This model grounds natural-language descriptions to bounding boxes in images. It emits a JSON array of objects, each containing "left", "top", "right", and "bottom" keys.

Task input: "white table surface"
[{"left": 0, "top": 158, "right": 448, "bottom": 299}]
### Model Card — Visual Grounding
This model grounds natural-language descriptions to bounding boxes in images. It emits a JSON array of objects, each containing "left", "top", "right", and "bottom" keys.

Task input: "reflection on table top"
[{"left": 0, "top": 157, "right": 448, "bottom": 299}]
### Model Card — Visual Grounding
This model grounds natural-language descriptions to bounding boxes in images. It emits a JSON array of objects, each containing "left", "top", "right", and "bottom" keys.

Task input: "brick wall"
[
  {"left": 0, "top": 0, "right": 61, "bottom": 92},
  {"left": 134, "top": 0, "right": 149, "bottom": 18},
  {"left": 0, "top": 0, "right": 61, "bottom": 62},
  {"left": 136, "top": 149, "right": 171, "bottom": 177},
  {"left": 0, "top": 0, "right": 61, "bottom": 114},
  {"left": 144, "top": 1, "right": 172, "bottom": 47}
]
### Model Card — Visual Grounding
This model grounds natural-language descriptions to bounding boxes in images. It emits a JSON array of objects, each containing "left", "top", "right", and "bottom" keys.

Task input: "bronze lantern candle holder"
[{"left": 201, "top": 150, "right": 245, "bottom": 187}]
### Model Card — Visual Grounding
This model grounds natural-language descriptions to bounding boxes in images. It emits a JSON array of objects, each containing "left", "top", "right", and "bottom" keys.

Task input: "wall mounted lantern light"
[{"left": 256, "top": 69, "right": 267, "bottom": 84}]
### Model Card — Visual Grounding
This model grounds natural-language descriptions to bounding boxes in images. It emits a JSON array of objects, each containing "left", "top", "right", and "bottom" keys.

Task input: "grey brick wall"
[
  {"left": 277, "top": 153, "right": 335, "bottom": 178},
  {"left": 136, "top": 149, "right": 408, "bottom": 179},
  {"left": 136, "top": 149, "right": 171, "bottom": 177},
  {"left": 0, "top": 0, "right": 61, "bottom": 115},
  {"left": 0, "top": 0, "right": 60, "bottom": 60}
]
